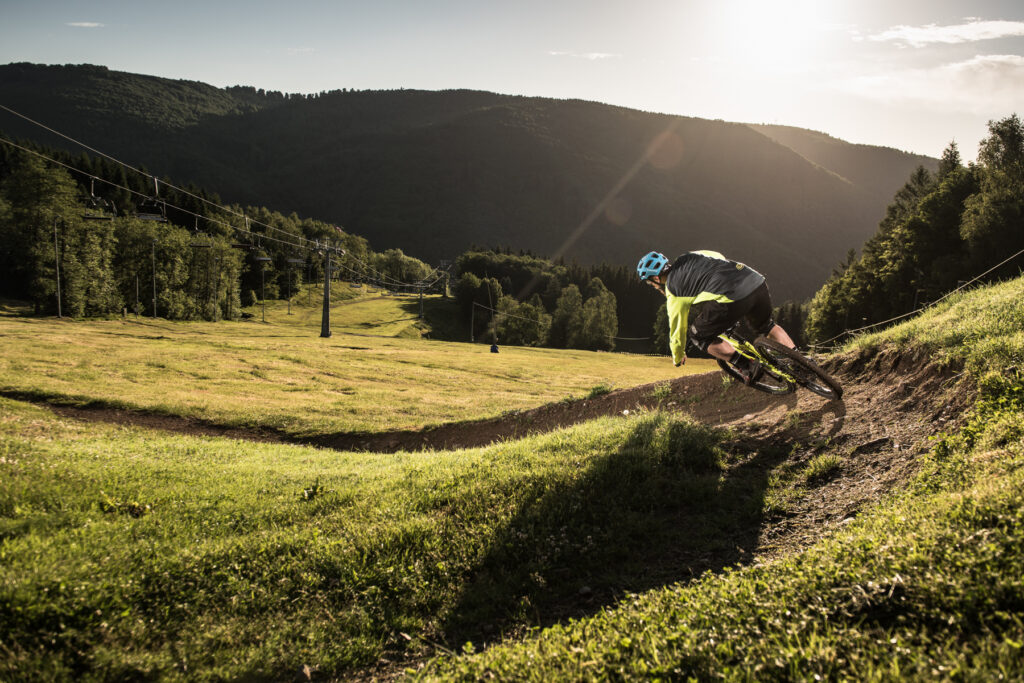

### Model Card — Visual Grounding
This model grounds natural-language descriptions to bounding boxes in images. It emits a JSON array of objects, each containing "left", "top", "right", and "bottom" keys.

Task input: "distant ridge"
[{"left": 0, "top": 63, "right": 937, "bottom": 300}]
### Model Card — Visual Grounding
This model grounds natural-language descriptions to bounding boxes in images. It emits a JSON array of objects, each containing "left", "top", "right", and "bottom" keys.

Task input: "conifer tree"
[{"left": 0, "top": 156, "right": 81, "bottom": 313}]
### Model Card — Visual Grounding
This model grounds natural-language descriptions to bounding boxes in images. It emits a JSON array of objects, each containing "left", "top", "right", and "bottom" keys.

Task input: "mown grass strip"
[{"left": 0, "top": 301, "right": 692, "bottom": 436}]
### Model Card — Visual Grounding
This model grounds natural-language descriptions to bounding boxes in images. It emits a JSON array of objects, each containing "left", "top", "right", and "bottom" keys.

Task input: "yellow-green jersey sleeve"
[{"left": 666, "top": 293, "right": 694, "bottom": 364}]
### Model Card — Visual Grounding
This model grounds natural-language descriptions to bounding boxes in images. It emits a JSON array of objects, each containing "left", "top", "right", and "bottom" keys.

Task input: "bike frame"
[{"left": 718, "top": 332, "right": 798, "bottom": 385}]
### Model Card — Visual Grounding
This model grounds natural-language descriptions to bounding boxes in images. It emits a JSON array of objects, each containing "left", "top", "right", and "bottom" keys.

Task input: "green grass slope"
[
  {"left": 0, "top": 290, "right": 693, "bottom": 436},
  {"left": 420, "top": 276, "right": 1024, "bottom": 680},
  {"left": 1, "top": 401, "right": 775, "bottom": 681},
  {"left": 2, "top": 277, "right": 1021, "bottom": 681}
]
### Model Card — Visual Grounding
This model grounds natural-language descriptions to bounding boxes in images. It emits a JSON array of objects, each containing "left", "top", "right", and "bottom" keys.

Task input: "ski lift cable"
[
  {"left": 471, "top": 300, "right": 549, "bottom": 326},
  {"left": 334, "top": 265, "right": 420, "bottom": 293},
  {"left": 335, "top": 252, "right": 446, "bottom": 289},
  {"left": 0, "top": 139, "right": 283, "bottom": 249},
  {"left": 338, "top": 253, "right": 438, "bottom": 287},
  {"left": 0, "top": 137, "right": 321, "bottom": 253},
  {"left": 0, "top": 107, "right": 442, "bottom": 283},
  {"left": 0, "top": 104, "right": 324, "bottom": 249},
  {"left": 334, "top": 258, "right": 447, "bottom": 291},
  {"left": 809, "top": 244, "right": 1024, "bottom": 350}
]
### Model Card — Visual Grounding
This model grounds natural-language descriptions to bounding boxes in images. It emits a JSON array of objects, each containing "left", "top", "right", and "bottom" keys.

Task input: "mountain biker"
[{"left": 637, "top": 250, "right": 797, "bottom": 384}]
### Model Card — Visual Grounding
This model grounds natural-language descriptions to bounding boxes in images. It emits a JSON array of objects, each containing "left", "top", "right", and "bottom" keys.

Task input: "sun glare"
[{"left": 716, "top": 0, "right": 835, "bottom": 70}]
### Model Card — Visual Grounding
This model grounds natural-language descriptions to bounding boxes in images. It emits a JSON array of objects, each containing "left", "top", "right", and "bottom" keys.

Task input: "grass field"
[
  {"left": 3, "top": 277, "right": 1024, "bottom": 681},
  {"left": 0, "top": 289, "right": 697, "bottom": 436},
  {"left": 0, "top": 399, "right": 777, "bottom": 680}
]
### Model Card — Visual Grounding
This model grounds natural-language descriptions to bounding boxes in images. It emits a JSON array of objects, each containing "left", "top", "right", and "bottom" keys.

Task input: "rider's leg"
[
  {"left": 690, "top": 302, "right": 738, "bottom": 362},
  {"left": 708, "top": 336, "right": 761, "bottom": 384},
  {"left": 741, "top": 283, "right": 797, "bottom": 350},
  {"left": 767, "top": 323, "right": 797, "bottom": 349},
  {"left": 706, "top": 337, "right": 736, "bottom": 361},
  {"left": 693, "top": 302, "right": 760, "bottom": 381}
]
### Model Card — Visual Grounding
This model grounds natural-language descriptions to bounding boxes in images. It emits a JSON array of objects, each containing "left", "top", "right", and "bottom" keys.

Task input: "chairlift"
[
  {"left": 135, "top": 197, "right": 167, "bottom": 222},
  {"left": 83, "top": 178, "right": 116, "bottom": 221},
  {"left": 135, "top": 177, "right": 167, "bottom": 222},
  {"left": 190, "top": 233, "right": 212, "bottom": 249}
]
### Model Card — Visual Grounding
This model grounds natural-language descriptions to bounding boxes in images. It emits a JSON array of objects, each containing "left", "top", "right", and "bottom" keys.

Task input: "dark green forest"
[
  {"left": 0, "top": 62, "right": 938, "bottom": 303},
  {"left": 805, "top": 114, "right": 1024, "bottom": 346},
  {"left": 0, "top": 139, "right": 435, "bottom": 321},
  {"left": 0, "top": 139, "right": 637, "bottom": 351},
  {"left": 451, "top": 250, "right": 627, "bottom": 350}
]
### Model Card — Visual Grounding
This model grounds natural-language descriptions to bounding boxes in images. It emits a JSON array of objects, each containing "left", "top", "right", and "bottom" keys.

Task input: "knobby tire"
[{"left": 754, "top": 338, "right": 844, "bottom": 401}]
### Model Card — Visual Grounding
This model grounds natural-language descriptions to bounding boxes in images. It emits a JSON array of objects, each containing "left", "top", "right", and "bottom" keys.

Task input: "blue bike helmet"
[{"left": 636, "top": 251, "right": 669, "bottom": 281}]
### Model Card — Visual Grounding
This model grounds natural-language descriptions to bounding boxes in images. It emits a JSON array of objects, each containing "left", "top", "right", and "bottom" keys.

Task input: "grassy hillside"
[
  {"left": 421, "top": 276, "right": 1024, "bottom": 680},
  {"left": 0, "top": 291, "right": 692, "bottom": 436},
  {"left": 0, "top": 63, "right": 937, "bottom": 301},
  {"left": 0, "top": 399, "right": 783, "bottom": 681},
  {"left": 3, "top": 275, "right": 1020, "bottom": 680}
]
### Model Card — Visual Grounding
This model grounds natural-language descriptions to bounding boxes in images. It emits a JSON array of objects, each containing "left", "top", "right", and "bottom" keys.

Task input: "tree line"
[
  {"left": 452, "top": 250, "right": 623, "bottom": 350},
  {"left": 0, "top": 139, "right": 436, "bottom": 319},
  {"left": 0, "top": 134, "right": 817, "bottom": 359},
  {"left": 0, "top": 133, "right": 784, "bottom": 356},
  {"left": 805, "top": 114, "right": 1024, "bottom": 345}
]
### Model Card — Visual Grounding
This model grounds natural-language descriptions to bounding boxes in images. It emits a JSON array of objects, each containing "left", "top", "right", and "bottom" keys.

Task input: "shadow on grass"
[
  {"left": 439, "top": 412, "right": 795, "bottom": 646},
  {"left": 397, "top": 297, "right": 466, "bottom": 342}
]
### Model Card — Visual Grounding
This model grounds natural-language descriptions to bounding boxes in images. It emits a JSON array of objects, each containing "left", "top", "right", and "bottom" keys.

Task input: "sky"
[{"left": 1, "top": 0, "right": 1023, "bottom": 161}]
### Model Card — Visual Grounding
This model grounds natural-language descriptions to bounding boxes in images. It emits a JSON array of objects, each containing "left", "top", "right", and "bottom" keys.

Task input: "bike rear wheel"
[
  {"left": 717, "top": 358, "right": 796, "bottom": 395},
  {"left": 753, "top": 338, "right": 844, "bottom": 400}
]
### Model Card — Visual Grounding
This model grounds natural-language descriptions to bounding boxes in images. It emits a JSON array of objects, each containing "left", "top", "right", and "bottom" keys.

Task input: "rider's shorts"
[{"left": 688, "top": 282, "right": 775, "bottom": 352}]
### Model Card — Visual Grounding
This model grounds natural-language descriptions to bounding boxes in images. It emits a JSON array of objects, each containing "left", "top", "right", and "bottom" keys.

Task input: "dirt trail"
[
  {"left": 34, "top": 347, "right": 966, "bottom": 457},
  {"left": 22, "top": 347, "right": 971, "bottom": 555},
  {"left": 735, "top": 348, "right": 970, "bottom": 555},
  {"left": 19, "top": 348, "right": 973, "bottom": 682},
  {"left": 43, "top": 348, "right": 967, "bottom": 535},
  {"left": 20, "top": 371, "right": 802, "bottom": 451}
]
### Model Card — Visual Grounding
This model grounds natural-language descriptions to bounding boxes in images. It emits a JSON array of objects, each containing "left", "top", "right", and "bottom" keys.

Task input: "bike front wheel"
[{"left": 754, "top": 338, "right": 844, "bottom": 401}]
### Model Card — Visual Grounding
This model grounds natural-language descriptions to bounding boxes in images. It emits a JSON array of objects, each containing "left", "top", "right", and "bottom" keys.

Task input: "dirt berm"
[
  {"left": 37, "top": 347, "right": 973, "bottom": 617},
  {"left": 42, "top": 348, "right": 969, "bottom": 490}
]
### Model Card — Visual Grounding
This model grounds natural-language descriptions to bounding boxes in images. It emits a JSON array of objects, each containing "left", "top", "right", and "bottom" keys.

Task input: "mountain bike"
[{"left": 713, "top": 322, "right": 844, "bottom": 400}]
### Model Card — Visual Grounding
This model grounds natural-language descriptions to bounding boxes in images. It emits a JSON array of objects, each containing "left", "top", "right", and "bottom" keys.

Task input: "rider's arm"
[{"left": 667, "top": 295, "right": 694, "bottom": 366}]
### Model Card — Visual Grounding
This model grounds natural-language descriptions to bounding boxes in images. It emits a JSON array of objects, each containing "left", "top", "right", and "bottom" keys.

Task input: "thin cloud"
[
  {"left": 66, "top": 22, "right": 105, "bottom": 28},
  {"left": 867, "top": 19, "right": 1024, "bottom": 48},
  {"left": 286, "top": 47, "right": 315, "bottom": 56},
  {"left": 548, "top": 51, "right": 620, "bottom": 61},
  {"left": 840, "top": 54, "right": 1024, "bottom": 114}
]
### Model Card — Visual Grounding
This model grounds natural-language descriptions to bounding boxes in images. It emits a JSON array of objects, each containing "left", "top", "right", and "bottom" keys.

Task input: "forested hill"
[{"left": 0, "top": 62, "right": 937, "bottom": 301}]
